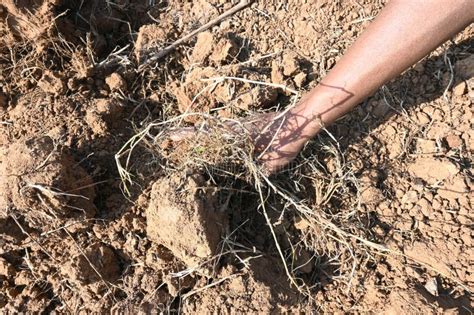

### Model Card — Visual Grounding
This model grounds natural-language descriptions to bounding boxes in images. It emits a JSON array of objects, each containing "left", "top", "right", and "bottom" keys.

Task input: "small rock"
[
  {"left": 445, "top": 134, "right": 462, "bottom": 149},
  {"left": 452, "top": 81, "right": 466, "bottom": 96},
  {"left": 424, "top": 277, "right": 438, "bottom": 296},
  {"left": 190, "top": 31, "right": 214, "bottom": 64},
  {"left": 282, "top": 52, "right": 299, "bottom": 76},
  {"left": 416, "top": 112, "right": 431, "bottom": 125},
  {"left": 415, "top": 139, "right": 437, "bottom": 154},
  {"left": 407, "top": 158, "right": 459, "bottom": 184},
  {"left": 293, "top": 72, "right": 307, "bottom": 88},
  {"left": 105, "top": 73, "right": 127, "bottom": 92}
]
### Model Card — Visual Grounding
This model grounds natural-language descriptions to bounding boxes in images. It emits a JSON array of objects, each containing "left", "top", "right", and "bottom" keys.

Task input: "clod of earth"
[
  {"left": 146, "top": 173, "right": 228, "bottom": 269},
  {"left": 0, "top": 136, "right": 96, "bottom": 229},
  {"left": 407, "top": 157, "right": 459, "bottom": 184},
  {"left": 61, "top": 243, "right": 120, "bottom": 285}
]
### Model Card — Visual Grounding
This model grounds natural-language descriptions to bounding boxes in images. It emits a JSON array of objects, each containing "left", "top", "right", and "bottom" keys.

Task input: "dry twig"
[{"left": 139, "top": 0, "right": 254, "bottom": 69}]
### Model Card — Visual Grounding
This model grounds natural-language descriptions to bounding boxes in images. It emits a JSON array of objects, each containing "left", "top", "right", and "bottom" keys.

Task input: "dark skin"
[{"left": 172, "top": 0, "right": 474, "bottom": 173}]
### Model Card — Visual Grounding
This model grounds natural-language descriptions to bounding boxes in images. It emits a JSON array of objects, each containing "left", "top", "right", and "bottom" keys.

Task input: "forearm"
[{"left": 297, "top": 0, "right": 474, "bottom": 134}]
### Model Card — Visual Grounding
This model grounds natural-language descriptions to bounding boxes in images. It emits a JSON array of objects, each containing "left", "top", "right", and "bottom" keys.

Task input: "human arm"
[{"left": 258, "top": 0, "right": 474, "bottom": 173}]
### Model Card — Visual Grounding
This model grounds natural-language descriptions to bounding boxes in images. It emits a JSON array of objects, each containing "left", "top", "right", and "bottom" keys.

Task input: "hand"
[{"left": 241, "top": 108, "right": 320, "bottom": 173}]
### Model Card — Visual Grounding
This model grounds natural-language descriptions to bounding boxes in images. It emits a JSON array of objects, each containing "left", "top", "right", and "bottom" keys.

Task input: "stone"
[
  {"left": 407, "top": 158, "right": 459, "bottom": 184},
  {"left": 452, "top": 81, "right": 466, "bottom": 96},
  {"left": 282, "top": 52, "right": 299, "bottom": 76},
  {"left": 293, "top": 72, "right": 307, "bottom": 88},
  {"left": 445, "top": 134, "right": 462, "bottom": 149},
  {"left": 105, "top": 73, "right": 127, "bottom": 92},
  {"left": 415, "top": 139, "right": 437, "bottom": 154}
]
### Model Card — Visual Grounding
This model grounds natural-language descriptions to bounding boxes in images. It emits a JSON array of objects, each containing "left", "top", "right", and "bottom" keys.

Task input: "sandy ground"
[{"left": 0, "top": 0, "right": 473, "bottom": 313}]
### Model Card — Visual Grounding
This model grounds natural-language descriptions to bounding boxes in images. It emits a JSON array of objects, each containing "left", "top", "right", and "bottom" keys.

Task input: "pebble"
[
  {"left": 445, "top": 134, "right": 462, "bottom": 148},
  {"left": 402, "top": 190, "right": 418, "bottom": 204},
  {"left": 293, "top": 72, "right": 307, "bottom": 88},
  {"left": 416, "top": 112, "right": 430, "bottom": 125},
  {"left": 453, "top": 81, "right": 466, "bottom": 96},
  {"left": 417, "top": 198, "right": 432, "bottom": 217},
  {"left": 106, "top": 73, "right": 128, "bottom": 92}
]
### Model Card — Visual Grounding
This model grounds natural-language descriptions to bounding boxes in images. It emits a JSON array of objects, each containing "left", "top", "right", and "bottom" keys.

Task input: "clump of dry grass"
[{"left": 115, "top": 113, "right": 258, "bottom": 194}]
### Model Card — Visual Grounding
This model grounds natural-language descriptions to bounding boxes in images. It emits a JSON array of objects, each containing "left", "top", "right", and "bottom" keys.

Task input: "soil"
[{"left": 0, "top": 0, "right": 473, "bottom": 313}]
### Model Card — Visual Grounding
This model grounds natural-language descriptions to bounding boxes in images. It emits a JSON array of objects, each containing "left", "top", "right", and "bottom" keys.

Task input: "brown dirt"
[
  {"left": 0, "top": 0, "right": 473, "bottom": 313},
  {"left": 146, "top": 173, "right": 227, "bottom": 269}
]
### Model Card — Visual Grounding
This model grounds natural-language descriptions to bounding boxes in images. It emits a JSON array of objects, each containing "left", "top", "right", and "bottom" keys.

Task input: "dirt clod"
[
  {"left": 105, "top": 73, "right": 127, "bottom": 92},
  {"left": 95, "top": 98, "right": 123, "bottom": 123},
  {"left": 37, "top": 70, "right": 65, "bottom": 96},
  {"left": 293, "top": 72, "right": 307, "bottom": 88},
  {"left": 146, "top": 173, "right": 227, "bottom": 268},
  {"left": 445, "top": 134, "right": 463, "bottom": 148},
  {"left": 282, "top": 52, "right": 300, "bottom": 76},
  {"left": 209, "top": 36, "right": 239, "bottom": 65},
  {"left": 0, "top": 137, "right": 96, "bottom": 227},
  {"left": 62, "top": 243, "right": 120, "bottom": 285},
  {"left": 407, "top": 158, "right": 459, "bottom": 184},
  {"left": 190, "top": 31, "right": 214, "bottom": 64},
  {"left": 453, "top": 81, "right": 466, "bottom": 96}
]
